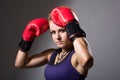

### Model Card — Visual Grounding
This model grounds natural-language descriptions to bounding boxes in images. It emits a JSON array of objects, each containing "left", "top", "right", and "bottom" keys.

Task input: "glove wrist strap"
[
  {"left": 19, "top": 38, "right": 33, "bottom": 52},
  {"left": 66, "top": 20, "right": 86, "bottom": 42}
]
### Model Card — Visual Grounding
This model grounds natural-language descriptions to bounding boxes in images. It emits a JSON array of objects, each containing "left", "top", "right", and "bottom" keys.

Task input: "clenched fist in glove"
[
  {"left": 50, "top": 6, "right": 86, "bottom": 41},
  {"left": 19, "top": 18, "right": 49, "bottom": 51}
]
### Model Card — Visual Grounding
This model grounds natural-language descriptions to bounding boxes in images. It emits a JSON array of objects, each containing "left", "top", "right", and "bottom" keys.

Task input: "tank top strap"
[{"left": 67, "top": 49, "right": 75, "bottom": 61}]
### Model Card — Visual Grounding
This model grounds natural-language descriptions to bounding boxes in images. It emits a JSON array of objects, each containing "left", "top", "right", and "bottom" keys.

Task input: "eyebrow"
[{"left": 50, "top": 28, "right": 65, "bottom": 31}]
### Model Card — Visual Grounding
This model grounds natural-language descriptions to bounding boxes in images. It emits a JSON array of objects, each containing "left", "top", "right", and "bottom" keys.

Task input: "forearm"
[
  {"left": 15, "top": 49, "right": 29, "bottom": 68},
  {"left": 49, "top": 6, "right": 93, "bottom": 68},
  {"left": 73, "top": 37, "right": 93, "bottom": 69}
]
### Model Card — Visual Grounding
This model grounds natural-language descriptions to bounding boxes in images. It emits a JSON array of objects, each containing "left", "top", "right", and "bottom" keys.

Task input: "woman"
[{"left": 15, "top": 6, "right": 94, "bottom": 80}]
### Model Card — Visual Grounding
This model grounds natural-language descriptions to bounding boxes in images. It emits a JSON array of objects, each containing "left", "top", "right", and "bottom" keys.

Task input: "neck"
[{"left": 62, "top": 44, "right": 73, "bottom": 53}]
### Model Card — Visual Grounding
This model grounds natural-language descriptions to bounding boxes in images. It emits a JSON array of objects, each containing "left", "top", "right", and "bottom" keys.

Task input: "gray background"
[{"left": 0, "top": 0, "right": 120, "bottom": 80}]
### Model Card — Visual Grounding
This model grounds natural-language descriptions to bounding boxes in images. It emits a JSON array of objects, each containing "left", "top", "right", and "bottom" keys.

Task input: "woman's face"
[{"left": 49, "top": 20, "right": 72, "bottom": 48}]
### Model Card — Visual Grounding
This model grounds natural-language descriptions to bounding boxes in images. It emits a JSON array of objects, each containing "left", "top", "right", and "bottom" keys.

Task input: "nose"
[{"left": 56, "top": 32, "right": 61, "bottom": 40}]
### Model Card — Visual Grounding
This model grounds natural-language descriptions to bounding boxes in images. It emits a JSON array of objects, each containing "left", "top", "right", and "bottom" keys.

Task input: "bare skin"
[{"left": 15, "top": 20, "right": 94, "bottom": 76}]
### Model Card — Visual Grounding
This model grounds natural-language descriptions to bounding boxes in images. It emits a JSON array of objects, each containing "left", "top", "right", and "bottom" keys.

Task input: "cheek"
[
  {"left": 63, "top": 33, "right": 72, "bottom": 44},
  {"left": 62, "top": 34, "right": 72, "bottom": 46},
  {"left": 62, "top": 33, "right": 69, "bottom": 40}
]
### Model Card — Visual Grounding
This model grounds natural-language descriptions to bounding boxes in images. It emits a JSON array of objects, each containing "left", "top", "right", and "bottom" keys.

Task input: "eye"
[
  {"left": 59, "top": 29, "right": 66, "bottom": 33},
  {"left": 50, "top": 31, "right": 56, "bottom": 35}
]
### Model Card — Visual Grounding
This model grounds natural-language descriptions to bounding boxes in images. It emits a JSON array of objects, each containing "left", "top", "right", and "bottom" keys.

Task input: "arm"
[
  {"left": 15, "top": 48, "right": 54, "bottom": 68},
  {"left": 15, "top": 18, "right": 50, "bottom": 68},
  {"left": 73, "top": 38, "right": 94, "bottom": 69},
  {"left": 50, "top": 6, "right": 94, "bottom": 69}
]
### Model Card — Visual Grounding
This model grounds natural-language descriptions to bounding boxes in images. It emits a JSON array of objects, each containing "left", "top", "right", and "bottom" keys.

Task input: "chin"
[{"left": 57, "top": 44, "right": 64, "bottom": 48}]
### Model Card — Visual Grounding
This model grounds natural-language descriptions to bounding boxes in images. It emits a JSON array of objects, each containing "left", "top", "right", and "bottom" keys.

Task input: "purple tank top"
[{"left": 44, "top": 49, "right": 86, "bottom": 80}]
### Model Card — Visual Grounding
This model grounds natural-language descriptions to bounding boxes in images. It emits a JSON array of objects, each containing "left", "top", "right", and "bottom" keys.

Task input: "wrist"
[
  {"left": 69, "top": 33, "right": 81, "bottom": 42},
  {"left": 19, "top": 38, "right": 33, "bottom": 52},
  {"left": 66, "top": 20, "right": 86, "bottom": 42}
]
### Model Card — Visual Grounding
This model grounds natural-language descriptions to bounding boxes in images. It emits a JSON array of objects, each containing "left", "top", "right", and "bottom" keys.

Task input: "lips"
[{"left": 56, "top": 41, "right": 63, "bottom": 45}]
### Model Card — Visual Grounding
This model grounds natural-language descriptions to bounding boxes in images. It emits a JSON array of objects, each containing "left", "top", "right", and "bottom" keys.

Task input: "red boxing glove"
[
  {"left": 50, "top": 6, "right": 86, "bottom": 41},
  {"left": 22, "top": 18, "right": 48, "bottom": 41},
  {"left": 19, "top": 18, "right": 49, "bottom": 51},
  {"left": 50, "top": 6, "right": 75, "bottom": 27}
]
